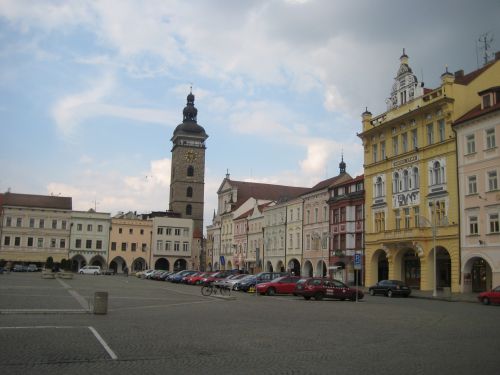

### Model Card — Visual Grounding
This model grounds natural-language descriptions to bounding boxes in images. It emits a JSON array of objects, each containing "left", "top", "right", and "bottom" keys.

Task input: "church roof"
[{"left": 0, "top": 192, "right": 72, "bottom": 210}]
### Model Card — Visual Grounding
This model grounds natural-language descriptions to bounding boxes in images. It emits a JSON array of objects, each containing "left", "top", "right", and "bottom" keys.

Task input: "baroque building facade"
[{"left": 359, "top": 51, "right": 500, "bottom": 293}]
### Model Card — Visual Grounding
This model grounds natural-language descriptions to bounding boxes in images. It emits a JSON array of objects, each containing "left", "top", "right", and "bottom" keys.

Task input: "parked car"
[
  {"left": 254, "top": 271, "right": 289, "bottom": 283},
  {"left": 294, "top": 278, "right": 363, "bottom": 301},
  {"left": 478, "top": 286, "right": 500, "bottom": 305},
  {"left": 27, "top": 264, "right": 39, "bottom": 272},
  {"left": 13, "top": 264, "right": 28, "bottom": 272},
  {"left": 234, "top": 275, "right": 257, "bottom": 292},
  {"left": 218, "top": 274, "right": 252, "bottom": 290},
  {"left": 78, "top": 265, "right": 101, "bottom": 275},
  {"left": 169, "top": 270, "right": 197, "bottom": 283},
  {"left": 200, "top": 271, "right": 234, "bottom": 285},
  {"left": 256, "top": 276, "right": 302, "bottom": 296},
  {"left": 186, "top": 272, "right": 213, "bottom": 285},
  {"left": 368, "top": 280, "right": 411, "bottom": 298},
  {"left": 159, "top": 271, "right": 175, "bottom": 281}
]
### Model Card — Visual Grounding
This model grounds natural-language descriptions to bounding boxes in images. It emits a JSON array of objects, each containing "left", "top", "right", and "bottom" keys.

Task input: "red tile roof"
[
  {"left": 454, "top": 101, "right": 500, "bottom": 126},
  {"left": 454, "top": 60, "right": 497, "bottom": 85},
  {"left": 308, "top": 173, "right": 352, "bottom": 193},
  {"left": 0, "top": 192, "right": 72, "bottom": 210}
]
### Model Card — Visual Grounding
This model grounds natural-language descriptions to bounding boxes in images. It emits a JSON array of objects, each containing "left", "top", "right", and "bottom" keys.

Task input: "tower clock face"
[{"left": 184, "top": 150, "right": 197, "bottom": 162}]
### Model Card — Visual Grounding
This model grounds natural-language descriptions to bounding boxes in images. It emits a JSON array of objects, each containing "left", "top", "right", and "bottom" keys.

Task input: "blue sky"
[{"left": 1, "top": 0, "right": 500, "bottom": 229}]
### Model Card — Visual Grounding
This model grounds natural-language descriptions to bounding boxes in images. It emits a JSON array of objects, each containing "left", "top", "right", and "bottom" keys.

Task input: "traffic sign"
[{"left": 354, "top": 253, "right": 362, "bottom": 270}]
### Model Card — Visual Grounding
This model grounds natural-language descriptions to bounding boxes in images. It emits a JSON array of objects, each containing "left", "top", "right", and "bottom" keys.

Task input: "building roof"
[
  {"left": 454, "top": 60, "right": 497, "bottom": 85},
  {"left": 234, "top": 203, "right": 270, "bottom": 221},
  {"left": 225, "top": 179, "right": 310, "bottom": 210},
  {"left": 453, "top": 101, "right": 500, "bottom": 126},
  {"left": 307, "top": 173, "right": 351, "bottom": 193},
  {"left": 0, "top": 192, "right": 72, "bottom": 210}
]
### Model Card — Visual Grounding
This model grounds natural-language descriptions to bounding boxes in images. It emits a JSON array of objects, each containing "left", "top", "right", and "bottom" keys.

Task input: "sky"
[{"left": 1, "top": 0, "right": 500, "bottom": 231}]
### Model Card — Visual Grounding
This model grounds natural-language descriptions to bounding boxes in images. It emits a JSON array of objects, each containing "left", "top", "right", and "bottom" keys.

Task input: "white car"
[
  {"left": 218, "top": 274, "right": 253, "bottom": 290},
  {"left": 78, "top": 265, "right": 101, "bottom": 275}
]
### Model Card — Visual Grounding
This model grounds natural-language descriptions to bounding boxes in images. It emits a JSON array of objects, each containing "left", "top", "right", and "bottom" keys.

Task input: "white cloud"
[{"left": 46, "top": 158, "right": 171, "bottom": 214}]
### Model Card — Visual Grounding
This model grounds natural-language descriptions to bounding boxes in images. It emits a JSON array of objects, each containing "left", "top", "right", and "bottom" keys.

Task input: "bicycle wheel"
[
  {"left": 201, "top": 285, "right": 212, "bottom": 296},
  {"left": 220, "top": 286, "right": 231, "bottom": 296}
]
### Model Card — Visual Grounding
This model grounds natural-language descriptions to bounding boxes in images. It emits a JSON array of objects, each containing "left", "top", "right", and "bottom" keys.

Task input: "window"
[
  {"left": 380, "top": 141, "right": 386, "bottom": 159},
  {"left": 62, "top": 220, "right": 67, "bottom": 230},
  {"left": 157, "top": 240, "right": 163, "bottom": 251},
  {"left": 129, "top": 228, "right": 133, "bottom": 234},
  {"left": 403, "top": 170, "right": 409, "bottom": 191},
  {"left": 489, "top": 213, "right": 499, "bottom": 233},
  {"left": 52, "top": 220, "right": 57, "bottom": 229},
  {"left": 175, "top": 228, "right": 181, "bottom": 236},
  {"left": 488, "top": 171, "right": 498, "bottom": 191},
  {"left": 314, "top": 208, "right": 319, "bottom": 223},
  {"left": 372, "top": 144, "right": 378, "bottom": 162},
  {"left": 483, "top": 95, "right": 491, "bottom": 108},
  {"left": 86, "top": 240, "right": 92, "bottom": 249},
  {"left": 165, "top": 241, "right": 171, "bottom": 251},
  {"left": 142, "top": 243, "right": 147, "bottom": 252},
  {"left": 186, "top": 204, "right": 192, "bottom": 215},
  {"left": 27, "top": 237, "right": 33, "bottom": 247},
  {"left": 435, "top": 201, "right": 446, "bottom": 225},
  {"left": 111, "top": 242, "right": 117, "bottom": 251},
  {"left": 98, "top": 225, "right": 103, "bottom": 232},
  {"left": 96, "top": 240, "right": 102, "bottom": 250},
  {"left": 466, "top": 135, "right": 475, "bottom": 154},
  {"left": 37, "top": 238, "right": 43, "bottom": 247},
  {"left": 15, "top": 237, "right": 21, "bottom": 246},
  {"left": 186, "top": 187, "right": 193, "bottom": 197},
  {"left": 438, "top": 119, "right": 445, "bottom": 142},
  {"left": 49, "top": 238, "right": 56, "bottom": 248},
  {"left": 412, "top": 167, "right": 419, "bottom": 188},
  {"left": 486, "top": 128, "right": 496, "bottom": 149},
  {"left": 412, "top": 129, "right": 418, "bottom": 149},
  {"left": 157, "top": 227, "right": 163, "bottom": 235},
  {"left": 469, "top": 216, "right": 478, "bottom": 235},
  {"left": 4, "top": 236, "right": 10, "bottom": 246},
  {"left": 468, "top": 176, "right": 477, "bottom": 195},
  {"left": 76, "top": 239, "right": 82, "bottom": 248},
  {"left": 393, "top": 172, "right": 400, "bottom": 193},
  {"left": 401, "top": 132, "right": 408, "bottom": 153},
  {"left": 427, "top": 123, "right": 434, "bottom": 145},
  {"left": 60, "top": 239, "right": 65, "bottom": 248},
  {"left": 5, "top": 217, "right": 12, "bottom": 227},
  {"left": 413, "top": 207, "right": 420, "bottom": 227},
  {"left": 306, "top": 210, "right": 310, "bottom": 224},
  {"left": 174, "top": 242, "right": 180, "bottom": 251},
  {"left": 395, "top": 209, "right": 401, "bottom": 230},
  {"left": 375, "top": 176, "right": 384, "bottom": 198},
  {"left": 119, "top": 228, "right": 122, "bottom": 234},
  {"left": 77, "top": 223, "right": 82, "bottom": 231},
  {"left": 355, "top": 205, "right": 363, "bottom": 220},
  {"left": 30, "top": 218, "right": 35, "bottom": 228},
  {"left": 340, "top": 207, "right": 346, "bottom": 222},
  {"left": 121, "top": 242, "right": 127, "bottom": 251},
  {"left": 392, "top": 136, "right": 399, "bottom": 156},
  {"left": 140, "top": 229, "right": 144, "bottom": 235},
  {"left": 16, "top": 218, "right": 22, "bottom": 227},
  {"left": 39, "top": 219, "right": 44, "bottom": 228},
  {"left": 183, "top": 242, "right": 189, "bottom": 252},
  {"left": 187, "top": 166, "right": 194, "bottom": 177},
  {"left": 166, "top": 228, "right": 172, "bottom": 235},
  {"left": 431, "top": 161, "right": 444, "bottom": 185},
  {"left": 131, "top": 243, "right": 136, "bottom": 252},
  {"left": 404, "top": 208, "right": 411, "bottom": 229},
  {"left": 375, "top": 211, "right": 385, "bottom": 232}
]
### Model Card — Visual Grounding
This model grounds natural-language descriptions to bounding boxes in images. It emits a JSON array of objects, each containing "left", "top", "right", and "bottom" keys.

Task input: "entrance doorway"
[
  {"left": 377, "top": 253, "right": 388, "bottom": 281},
  {"left": 472, "top": 258, "right": 487, "bottom": 292},
  {"left": 404, "top": 251, "right": 420, "bottom": 289}
]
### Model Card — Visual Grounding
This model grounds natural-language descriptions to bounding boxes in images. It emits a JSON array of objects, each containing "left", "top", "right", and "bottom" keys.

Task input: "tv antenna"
[{"left": 477, "top": 32, "right": 494, "bottom": 66}]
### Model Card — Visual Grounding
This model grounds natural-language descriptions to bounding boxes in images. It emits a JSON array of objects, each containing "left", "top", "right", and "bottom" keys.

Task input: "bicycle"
[{"left": 201, "top": 282, "right": 231, "bottom": 297}]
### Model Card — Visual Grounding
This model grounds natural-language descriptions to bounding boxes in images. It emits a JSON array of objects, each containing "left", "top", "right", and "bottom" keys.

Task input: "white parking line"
[
  {"left": 57, "top": 278, "right": 91, "bottom": 311},
  {"left": 88, "top": 326, "right": 118, "bottom": 360},
  {"left": 0, "top": 325, "right": 118, "bottom": 360}
]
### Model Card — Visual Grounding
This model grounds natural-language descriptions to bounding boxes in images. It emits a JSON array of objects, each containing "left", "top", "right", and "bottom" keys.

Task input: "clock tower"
[{"left": 169, "top": 90, "right": 208, "bottom": 234}]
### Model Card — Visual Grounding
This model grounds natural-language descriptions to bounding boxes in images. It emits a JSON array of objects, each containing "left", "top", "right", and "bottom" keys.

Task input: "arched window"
[
  {"left": 412, "top": 167, "right": 419, "bottom": 188},
  {"left": 403, "top": 170, "right": 409, "bottom": 191},
  {"left": 186, "top": 186, "right": 193, "bottom": 197},
  {"left": 432, "top": 161, "right": 443, "bottom": 185},
  {"left": 375, "top": 176, "right": 384, "bottom": 197},
  {"left": 186, "top": 204, "right": 192, "bottom": 215},
  {"left": 187, "top": 166, "right": 194, "bottom": 177},
  {"left": 393, "top": 172, "right": 400, "bottom": 193}
]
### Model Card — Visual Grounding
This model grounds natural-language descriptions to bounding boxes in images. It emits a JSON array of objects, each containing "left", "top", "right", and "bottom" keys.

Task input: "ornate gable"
[{"left": 386, "top": 49, "right": 423, "bottom": 110}]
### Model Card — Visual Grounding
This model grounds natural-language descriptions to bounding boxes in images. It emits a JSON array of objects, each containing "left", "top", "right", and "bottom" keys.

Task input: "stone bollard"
[{"left": 93, "top": 291, "right": 108, "bottom": 315}]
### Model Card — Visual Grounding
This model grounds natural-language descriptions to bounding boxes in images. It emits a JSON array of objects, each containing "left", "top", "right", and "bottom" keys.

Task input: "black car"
[
  {"left": 368, "top": 280, "right": 411, "bottom": 298},
  {"left": 234, "top": 275, "right": 257, "bottom": 292}
]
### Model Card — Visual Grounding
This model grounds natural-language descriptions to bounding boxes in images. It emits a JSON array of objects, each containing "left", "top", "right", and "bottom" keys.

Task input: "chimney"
[{"left": 454, "top": 70, "right": 464, "bottom": 78}]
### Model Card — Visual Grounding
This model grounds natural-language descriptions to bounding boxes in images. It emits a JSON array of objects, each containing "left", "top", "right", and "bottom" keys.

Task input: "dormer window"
[{"left": 482, "top": 94, "right": 491, "bottom": 108}]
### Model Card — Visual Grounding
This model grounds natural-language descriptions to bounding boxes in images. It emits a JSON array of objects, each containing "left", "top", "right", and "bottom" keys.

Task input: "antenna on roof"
[{"left": 478, "top": 32, "right": 494, "bottom": 66}]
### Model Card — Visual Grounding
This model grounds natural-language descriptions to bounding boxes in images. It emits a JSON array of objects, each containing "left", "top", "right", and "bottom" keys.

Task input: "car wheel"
[
  {"left": 266, "top": 288, "right": 276, "bottom": 296},
  {"left": 79, "top": 271, "right": 83, "bottom": 274},
  {"left": 369, "top": 289, "right": 375, "bottom": 296},
  {"left": 482, "top": 297, "right": 490, "bottom": 305},
  {"left": 314, "top": 292, "right": 324, "bottom": 301},
  {"left": 304, "top": 296, "right": 311, "bottom": 300},
  {"left": 387, "top": 290, "right": 393, "bottom": 298}
]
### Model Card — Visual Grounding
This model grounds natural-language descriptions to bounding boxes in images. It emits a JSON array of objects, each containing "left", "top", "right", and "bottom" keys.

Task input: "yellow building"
[{"left": 359, "top": 51, "right": 500, "bottom": 293}]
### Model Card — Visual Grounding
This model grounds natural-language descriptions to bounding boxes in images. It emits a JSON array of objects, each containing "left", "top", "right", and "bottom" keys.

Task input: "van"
[{"left": 78, "top": 265, "right": 101, "bottom": 275}]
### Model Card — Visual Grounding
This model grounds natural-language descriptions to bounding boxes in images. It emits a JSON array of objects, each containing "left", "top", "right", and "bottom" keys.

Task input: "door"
[{"left": 472, "top": 259, "right": 487, "bottom": 292}]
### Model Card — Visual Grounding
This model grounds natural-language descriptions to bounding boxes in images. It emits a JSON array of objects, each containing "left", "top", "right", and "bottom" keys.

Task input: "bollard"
[{"left": 93, "top": 291, "right": 108, "bottom": 315}]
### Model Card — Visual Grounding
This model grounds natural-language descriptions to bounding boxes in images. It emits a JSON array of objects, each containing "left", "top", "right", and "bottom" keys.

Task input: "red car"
[
  {"left": 256, "top": 276, "right": 301, "bottom": 296},
  {"left": 294, "top": 278, "right": 364, "bottom": 301},
  {"left": 478, "top": 286, "right": 500, "bottom": 305},
  {"left": 186, "top": 272, "right": 212, "bottom": 285}
]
